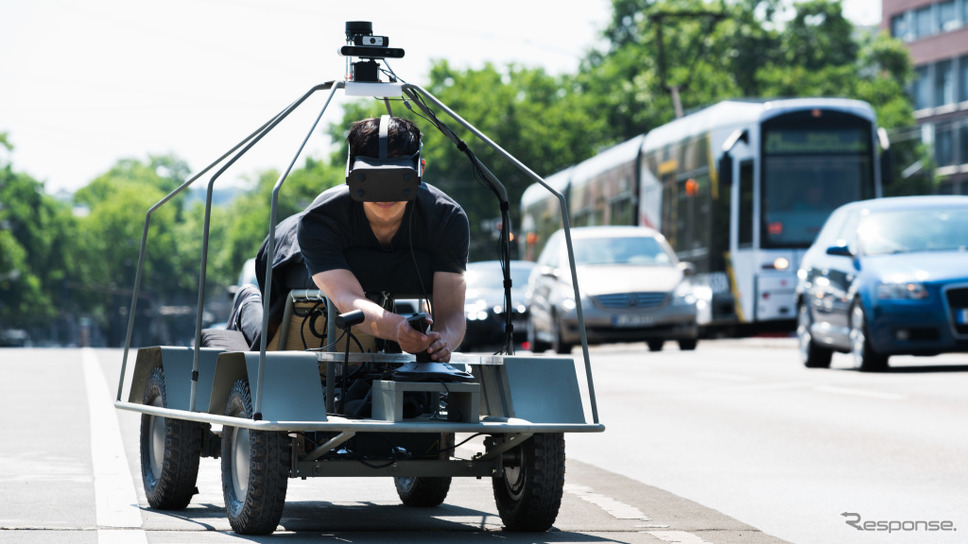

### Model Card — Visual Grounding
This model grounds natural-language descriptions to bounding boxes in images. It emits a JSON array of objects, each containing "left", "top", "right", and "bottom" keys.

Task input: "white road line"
[
  {"left": 647, "top": 530, "right": 713, "bottom": 543},
  {"left": 82, "top": 348, "right": 149, "bottom": 544},
  {"left": 565, "top": 483, "right": 650, "bottom": 520},
  {"left": 813, "top": 385, "right": 907, "bottom": 401}
]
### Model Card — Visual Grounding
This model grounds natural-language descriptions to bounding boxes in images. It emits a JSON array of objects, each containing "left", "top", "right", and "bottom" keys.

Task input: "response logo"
[{"left": 842, "top": 512, "right": 957, "bottom": 533}]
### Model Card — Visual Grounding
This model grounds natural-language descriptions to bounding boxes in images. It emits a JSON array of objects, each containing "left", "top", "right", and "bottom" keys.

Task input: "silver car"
[{"left": 526, "top": 226, "right": 699, "bottom": 353}]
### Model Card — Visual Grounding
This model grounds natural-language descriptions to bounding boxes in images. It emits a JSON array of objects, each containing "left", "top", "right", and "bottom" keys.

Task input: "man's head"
[
  {"left": 345, "top": 116, "right": 423, "bottom": 202},
  {"left": 348, "top": 116, "right": 421, "bottom": 167}
]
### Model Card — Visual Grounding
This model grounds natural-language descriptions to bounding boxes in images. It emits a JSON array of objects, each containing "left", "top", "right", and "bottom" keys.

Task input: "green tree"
[
  {"left": 0, "top": 133, "right": 78, "bottom": 337},
  {"left": 73, "top": 154, "right": 196, "bottom": 345}
]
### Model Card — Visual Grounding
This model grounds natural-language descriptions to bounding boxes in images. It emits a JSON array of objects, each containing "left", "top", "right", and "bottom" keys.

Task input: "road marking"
[
  {"left": 647, "top": 530, "right": 713, "bottom": 543},
  {"left": 82, "top": 348, "right": 149, "bottom": 544},
  {"left": 813, "top": 385, "right": 907, "bottom": 401},
  {"left": 565, "top": 483, "right": 650, "bottom": 520}
]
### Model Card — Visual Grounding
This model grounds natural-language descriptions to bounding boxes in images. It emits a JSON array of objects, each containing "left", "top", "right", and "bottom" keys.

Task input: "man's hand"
[{"left": 393, "top": 314, "right": 452, "bottom": 362}]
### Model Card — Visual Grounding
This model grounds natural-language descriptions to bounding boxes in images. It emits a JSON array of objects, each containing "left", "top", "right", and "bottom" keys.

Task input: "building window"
[
  {"left": 961, "top": 56, "right": 968, "bottom": 102},
  {"left": 936, "top": 123, "right": 954, "bottom": 166},
  {"left": 914, "top": 65, "right": 931, "bottom": 109},
  {"left": 892, "top": 14, "right": 912, "bottom": 41},
  {"left": 915, "top": 6, "right": 934, "bottom": 38},
  {"left": 936, "top": 60, "right": 954, "bottom": 106},
  {"left": 939, "top": 0, "right": 958, "bottom": 31},
  {"left": 959, "top": 122, "right": 968, "bottom": 166}
]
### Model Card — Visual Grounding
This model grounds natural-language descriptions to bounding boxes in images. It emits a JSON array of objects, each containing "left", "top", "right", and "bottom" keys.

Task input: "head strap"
[{"left": 378, "top": 114, "right": 390, "bottom": 160}]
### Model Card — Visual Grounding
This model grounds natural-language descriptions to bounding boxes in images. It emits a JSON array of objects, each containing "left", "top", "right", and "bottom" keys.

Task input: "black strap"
[{"left": 379, "top": 114, "right": 390, "bottom": 159}]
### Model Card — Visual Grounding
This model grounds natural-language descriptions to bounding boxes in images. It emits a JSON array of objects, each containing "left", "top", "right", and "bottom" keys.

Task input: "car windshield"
[
  {"left": 465, "top": 263, "right": 533, "bottom": 289},
  {"left": 572, "top": 235, "right": 672, "bottom": 266},
  {"left": 858, "top": 207, "right": 968, "bottom": 255}
]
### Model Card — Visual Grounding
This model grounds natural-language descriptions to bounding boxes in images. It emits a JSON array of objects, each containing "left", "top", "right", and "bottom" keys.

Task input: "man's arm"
[
  {"left": 425, "top": 271, "right": 466, "bottom": 362},
  {"left": 311, "top": 268, "right": 436, "bottom": 355}
]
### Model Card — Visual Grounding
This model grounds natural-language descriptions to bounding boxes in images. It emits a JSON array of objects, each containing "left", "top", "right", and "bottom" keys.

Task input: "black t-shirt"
[{"left": 297, "top": 183, "right": 469, "bottom": 300}]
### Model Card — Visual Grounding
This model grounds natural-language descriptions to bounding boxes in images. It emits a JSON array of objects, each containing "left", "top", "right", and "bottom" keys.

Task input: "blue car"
[{"left": 796, "top": 195, "right": 968, "bottom": 370}]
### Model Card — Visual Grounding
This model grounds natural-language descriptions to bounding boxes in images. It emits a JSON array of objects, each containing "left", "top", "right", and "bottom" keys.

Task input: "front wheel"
[
  {"left": 221, "top": 379, "right": 290, "bottom": 535},
  {"left": 492, "top": 433, "right": 565, "bottom": 532},
  {"left": 140, "top": 366, "right": 202, "bottom": 510},
  {"left": 797, "top": 303, "right": 832, "bottom": 368},
  {"left": 677, "top": 338, "right": 698, "bottom": 351},
  {"left": 394, "top": 476, "right": 451, "bottom": 507},
  {"left": 551, "top": 314, "right": 573, "bottom": 355},
  {"left": 849, "top": 301, "right": 888, "bottom": 372}
]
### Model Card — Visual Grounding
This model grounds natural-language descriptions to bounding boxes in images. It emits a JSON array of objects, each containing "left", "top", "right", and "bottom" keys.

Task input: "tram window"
[{"left": 738, "top": 160, "right": 754, "bottom": 248}]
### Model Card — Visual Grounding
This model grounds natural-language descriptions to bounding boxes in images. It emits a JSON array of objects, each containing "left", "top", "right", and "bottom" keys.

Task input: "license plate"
[
  {"left": 613, "top": 314, "right": 655, "bottom": 327},
  {"left": 957, "top": 309, "right": 968, "bottom": 325}
]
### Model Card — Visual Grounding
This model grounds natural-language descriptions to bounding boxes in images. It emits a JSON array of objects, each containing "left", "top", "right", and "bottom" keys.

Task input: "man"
[
  {"left": 298, "top": 116, "right": 468, "bottom": 362},
  {"left": 227, "top": 116, "right": 468, "bottom": 363}
]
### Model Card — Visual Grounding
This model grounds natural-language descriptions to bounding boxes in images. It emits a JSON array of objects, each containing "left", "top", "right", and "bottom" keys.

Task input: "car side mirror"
[
  {"left": 678, "top": 261, "right": 696, "bottom": 277},
  {"left": 825, "top": 245, "right": 853, "bottom": 257}
]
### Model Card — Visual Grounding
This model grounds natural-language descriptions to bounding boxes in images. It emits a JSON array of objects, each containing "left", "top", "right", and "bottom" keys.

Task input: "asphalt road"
[
  {"left": 2, "top": 340, "right": 966, "bottom": 543},
  {"left": 565, "top": 338, "right": 968, "bottom": 544}
]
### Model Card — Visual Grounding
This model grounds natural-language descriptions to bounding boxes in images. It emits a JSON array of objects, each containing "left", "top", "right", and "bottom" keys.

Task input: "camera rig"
[{"left": 341, "top": 21, "right": 405, "bottom": 83}]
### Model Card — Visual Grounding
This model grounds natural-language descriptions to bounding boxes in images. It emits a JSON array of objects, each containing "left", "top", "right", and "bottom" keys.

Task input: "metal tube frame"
[{"left": 115, "top": 77, "right": 602, "bottom": 433}]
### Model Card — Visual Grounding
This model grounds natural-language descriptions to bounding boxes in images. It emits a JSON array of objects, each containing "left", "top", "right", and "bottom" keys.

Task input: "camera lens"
[{"left": 345, "top": 21, "right": 372, "bottom": 39}]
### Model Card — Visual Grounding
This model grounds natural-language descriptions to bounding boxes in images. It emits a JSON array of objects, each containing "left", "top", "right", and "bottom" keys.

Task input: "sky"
[{"left": 0, "top": 0, "right": 881, "bottom": 195}]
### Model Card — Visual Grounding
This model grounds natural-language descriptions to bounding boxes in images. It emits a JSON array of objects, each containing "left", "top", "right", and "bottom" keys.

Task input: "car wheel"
[
  {"left": 797, "top": 303, "right": 832, "bottom": 368},
  {"left": 677, "top": 338, "right": 698, "bottom": 351},
  {"left": 492, "top": 433, "right": 565, "bottom": 531},
  {"left": 527, "top": 317, "right": 550, "bottom": 353},
  {"left": 221, "top": 379, "right": 290, "bottom": 535},
  {"left": 394, "top": 475, "right": 451, "bottom": 507},
  {"left": 140, "top": 366, "right": 202, "bottom": 510},
  {"left": 551, "top": 313, "right": 573, "bottom": 354},
  {"left": 849, "top": 301, "right": 888, "bottom": 372},
  {"left": 647, "top": 340, "right": 664, "bottom": 352}
]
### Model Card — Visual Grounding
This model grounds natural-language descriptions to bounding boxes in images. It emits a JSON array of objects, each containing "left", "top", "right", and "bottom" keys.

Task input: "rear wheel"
[
  {"left": 647, "top": 340, "right": 664, "bottom": 352},
  {"left": 849, "top": 301, "right": 888, "bottom": 372},
  {"left": 394, "top": 476, "right": 451, "bottom": 507},
  {"left": 527, "top": 318, "right": 550, "bottom": 353},
  {"left": 798, "top": 303, "right": 832, "bottom": 368},
  {"left": 140, "top": 366, "right": 202, "bottom": 510},
  {"left": 492, "top": 433, "right": 565, "bottom": 532},
  {"left": 677, "top": 338, "right": 698, "bottom": 351},
  {"left": 221, "top": 379, "right": 289, "bottom": 535}
]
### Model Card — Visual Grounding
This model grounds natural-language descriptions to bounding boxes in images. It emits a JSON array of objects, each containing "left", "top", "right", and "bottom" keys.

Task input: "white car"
[{"left": 527, "top": 226, "right": 699, "bottom": 353}]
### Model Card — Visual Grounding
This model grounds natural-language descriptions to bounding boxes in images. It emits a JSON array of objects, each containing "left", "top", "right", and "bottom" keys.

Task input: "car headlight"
[
  {"left": 673, "top": 282, "right": 697, "bottom": 304},
  {"left": 876, "top": 282, "right": 928, "bottom": 300},
  {"left": 561, "top": 296, "right": 577, "bottom": 312},
  {"left": 464, "top": 299, "right": 489, "bottom": 319}
]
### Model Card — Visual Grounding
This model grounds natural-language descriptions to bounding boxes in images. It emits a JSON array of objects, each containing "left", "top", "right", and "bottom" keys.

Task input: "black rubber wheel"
[
  {"left": 527, "top": 317, "right": 551, "bottom": 353},
  {"left": 849, "top": 301, "right": 888, "bottom": 372},
  {"left": 551, "top": 316, "right": 573, "bottom": 355},
  {"left": 140, "top": 366, "right": 202, "bottom": 510},
  {"left": 677, "top": 338, "right": 698, "bottom": 351},
  {"left": 221, "top": 379, "right": 290, "bottom": 535},
  {"left": 647, "top": 340, "right": 664, "bottom": 352},
  {"left": 394, "top": 476, "right": 452, "bottom": 507},
  {"left": 492, "top": 433, "right": 565, "bottom": 532},
  {"left": 797, "top": 303, "right": 832, "bottom": 368}
]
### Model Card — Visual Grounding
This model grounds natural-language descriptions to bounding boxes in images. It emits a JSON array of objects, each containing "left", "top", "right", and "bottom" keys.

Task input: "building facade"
[{"left": 883, "top": 0, "right": 968, "bottom": 193}]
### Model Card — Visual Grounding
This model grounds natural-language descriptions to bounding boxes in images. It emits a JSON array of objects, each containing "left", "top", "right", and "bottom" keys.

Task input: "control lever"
[{"left": 407, "top": 312, "right": 432, "bottom": 362}]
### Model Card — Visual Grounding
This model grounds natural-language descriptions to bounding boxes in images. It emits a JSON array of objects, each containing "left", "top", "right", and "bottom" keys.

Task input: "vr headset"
[{"left": 345, "top": 115, "right": 423, "bottom": 202}]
